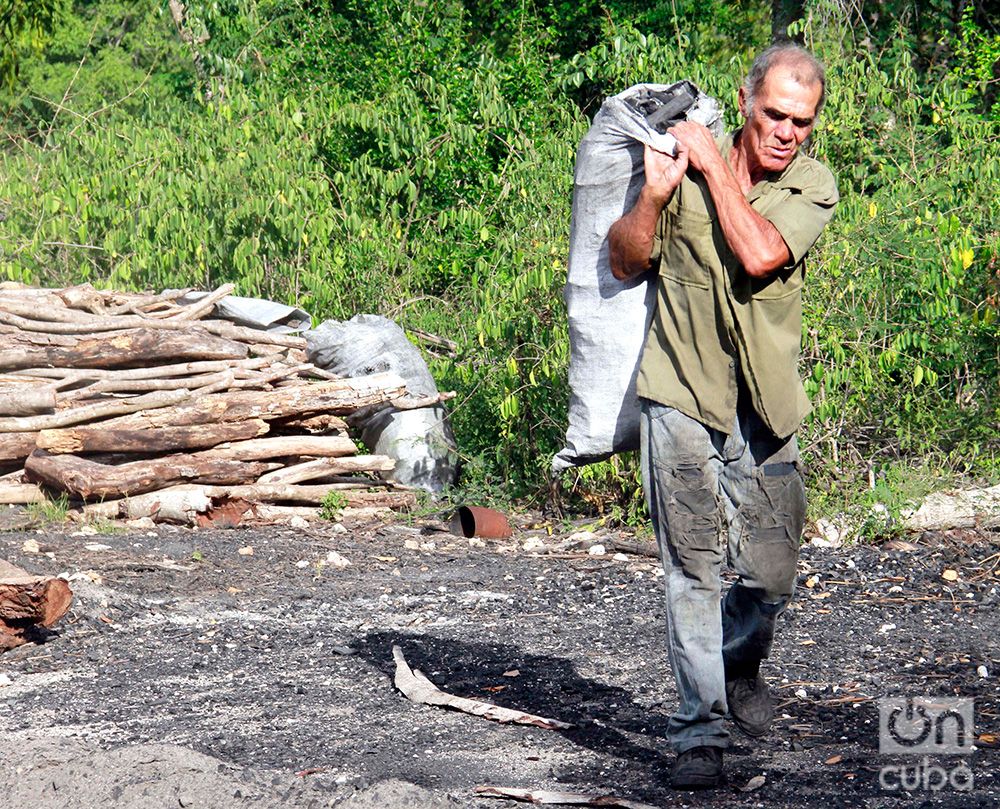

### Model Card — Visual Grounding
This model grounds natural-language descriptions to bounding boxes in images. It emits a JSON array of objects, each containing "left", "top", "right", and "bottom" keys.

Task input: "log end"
[{"left": 39, "top": 578, "right": 73, "bottom": 626}]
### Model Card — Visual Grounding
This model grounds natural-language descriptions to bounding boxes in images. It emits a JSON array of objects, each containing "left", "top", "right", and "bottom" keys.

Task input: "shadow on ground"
[{"left": 353, "top": 629, "right": 674, "bottom": 774}]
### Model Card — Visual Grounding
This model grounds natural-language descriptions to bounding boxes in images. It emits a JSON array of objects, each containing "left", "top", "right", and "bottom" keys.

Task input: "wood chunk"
[
  {"left": 202, "top": 435, "right": 357, "bottom": 461},
  {"left": 0, "top": 559, "right": 72, "bottom": 651},
  {"left": 12, "top": 356, "right": 272, "bottom": 383},
  {"left": 84, "top": 484, "right": 415, "bottom": 523},
  {"left": 270, "top": 413, "right": 349, "bottom": 435},
  {"left": 903, "top": 485, "right": 1000, "bottom": 531},
  {"left": 75, "top": 372, "right": 405, "bottom": 431},
  {"left": 168, "top": 283, "right": 236, "bottom": 321},
  {"left": 56, "top": 369, "right": 236, "bottom": 401},
  {"left": 57, "top": 283, "right": 109, "bottom": 313},
  {"left": 198, "top": 319, "right": 306, "bottom": 349},
  {"left": 0, "top": 388, "right": 193, "bottom": 433},
  {"left": 197, "top": 485, "right": 416, "bottom": 508},
  {"left": 194, "top": 498, "right": 254, "bottom": 528},
  {"left": 85, "top": 487, "right": 213, "bottom": 524}
]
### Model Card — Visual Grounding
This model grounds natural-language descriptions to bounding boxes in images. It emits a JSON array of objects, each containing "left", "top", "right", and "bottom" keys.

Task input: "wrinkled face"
[{"left": 738, "top": 65, "right": 822, "bottom": 176}]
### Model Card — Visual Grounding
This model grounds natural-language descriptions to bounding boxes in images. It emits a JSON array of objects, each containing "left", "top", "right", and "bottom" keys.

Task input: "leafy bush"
[{"left": 801, "top": 11, "right": 999, "bottom": 507}]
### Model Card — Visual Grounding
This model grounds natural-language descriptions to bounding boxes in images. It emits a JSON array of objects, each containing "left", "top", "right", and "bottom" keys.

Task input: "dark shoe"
[
  {"left": 670, "top": 746, "right": 724, "bottom": 790},
  {"left": 726, "top": 675, "right": 774, "bottom": 737}
]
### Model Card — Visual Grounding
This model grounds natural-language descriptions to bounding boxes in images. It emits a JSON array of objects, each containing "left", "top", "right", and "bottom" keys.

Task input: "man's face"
[{"left": 738, "top": 65, "right": 822, "bottom": 175}]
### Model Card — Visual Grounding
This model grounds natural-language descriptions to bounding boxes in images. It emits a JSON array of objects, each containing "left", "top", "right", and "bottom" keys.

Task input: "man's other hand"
[{"left": 669, "top": 121, "right": 720, "bottom": 174}]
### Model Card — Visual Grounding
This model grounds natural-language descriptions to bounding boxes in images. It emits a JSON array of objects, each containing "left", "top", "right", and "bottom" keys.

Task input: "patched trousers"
[{"left": 640, "top": 396, "right": 805, "bottom": 753}]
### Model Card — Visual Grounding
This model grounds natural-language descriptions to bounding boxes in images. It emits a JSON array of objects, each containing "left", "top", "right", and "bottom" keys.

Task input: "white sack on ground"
[
  {"left": 552, "top": 81, "right": 723, "bottom": 473},
  {"left": 306, "top": 315, "right": 458, "bottom": 492}
]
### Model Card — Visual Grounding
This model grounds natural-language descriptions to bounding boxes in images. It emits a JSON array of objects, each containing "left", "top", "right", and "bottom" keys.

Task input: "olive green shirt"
[{"left": 636, "top": 131, "right": 839, "bottom": 438}]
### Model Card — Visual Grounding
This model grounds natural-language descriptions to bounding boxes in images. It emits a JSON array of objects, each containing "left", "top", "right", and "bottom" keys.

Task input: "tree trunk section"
[
  {"left": 0, "top": 385, "right": 55, "bottom": 416},
  {"left": 0, "top": 328, "right": 248, "bottom": 371},
  {"left": 24, "top": 450, "right": 279, "bottom": 499},
  {"left": 73, "top": 372, "right": 404, "bottom": 431},
  {"left": 0, "top": 388, "right": 193, "bottom": 433},
  {"left": 903, "top": 485, "right": 1000, "bottom": 532},
  {"left": 0, "top": 433, "right": 39, "bottom": 463},
  {"left": 37, "top": 418, "right": 270, "bottom": 454},
  {"left": 202, "top": 435, "right": 358, "bottom": 461},
  {"left": 271, "top": 413, "right": 349, "bottom": 435},
  {"left": 83, "top": 483, "right": 416, "bottom": 523},
  {"left": 0, "top": 483, "right": 46, "bottom": 504},
  {"left": 11, "top": 356, "right": 272, "bottom": 383}
]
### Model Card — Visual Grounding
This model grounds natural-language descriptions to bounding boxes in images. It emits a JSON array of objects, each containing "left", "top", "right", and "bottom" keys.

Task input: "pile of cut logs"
[{"left": 0, "top": 283, "right": 431, "bottom": 526}]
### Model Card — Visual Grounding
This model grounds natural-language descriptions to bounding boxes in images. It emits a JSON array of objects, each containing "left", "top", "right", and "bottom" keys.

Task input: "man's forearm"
[
  {"left": 609, "top": 186, "right": 669, "bottom": 281},
  {"left": 700, "top": 159, "right": 790, "bottom": 278}
]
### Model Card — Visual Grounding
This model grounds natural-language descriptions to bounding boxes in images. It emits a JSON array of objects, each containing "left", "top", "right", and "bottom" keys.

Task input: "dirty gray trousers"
[{"left": 640, "top": 397, "right": 805, "bottom": 753}]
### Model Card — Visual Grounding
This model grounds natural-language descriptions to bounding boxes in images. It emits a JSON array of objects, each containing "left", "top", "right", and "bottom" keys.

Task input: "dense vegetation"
[{"left": 1, "top": 0, "right": 997, "bottom": 522}]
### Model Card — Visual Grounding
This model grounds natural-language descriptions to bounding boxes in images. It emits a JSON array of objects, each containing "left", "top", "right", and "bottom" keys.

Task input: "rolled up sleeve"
[{"left": 764, "top": 161, "right": 839, "bottom": 266}]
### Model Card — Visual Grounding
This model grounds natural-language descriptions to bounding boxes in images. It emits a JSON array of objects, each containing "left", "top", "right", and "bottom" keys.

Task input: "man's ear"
[{"left": 737, "top": 86, "right": 749, "bottom": 119}]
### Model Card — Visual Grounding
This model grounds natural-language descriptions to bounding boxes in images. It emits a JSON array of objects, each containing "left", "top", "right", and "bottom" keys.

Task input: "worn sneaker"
[
  {"left": 670, "top": 746, "right": 724, "bottom": 790},
  {"left": 726, "top": 675, "right": 774, "bottom": 737}
]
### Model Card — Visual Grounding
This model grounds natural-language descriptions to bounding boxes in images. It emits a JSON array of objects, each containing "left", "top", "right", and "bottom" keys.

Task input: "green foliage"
[
  {"left": 0, "top": 0, "right": 66, "bottom": 89},
  {"left": 26, "top": 493, "right": 71, "bottom": 525},
  {"left": 800, "top": 10, "right": 999, "bottom": 505},
  {"left": 0, "top": 1, "right": 195, "bottom": 137},
  {"left": 555, "top": 15, "right": 766, "bottom": 116},
  {"left": 84, "top": 515, "right": 125, "bottom": 534},
  {"left": 559, "top": 456, "right": 647, "bottom": 526},
  {"left": 954, "top": 4, "right": 1000, "bottom": 119},
  {"left": 1, "top": 0, "right": 997, "bottom": 524},
  {"left": 319, "top": 491, "right": 348, "bottom": 521}
]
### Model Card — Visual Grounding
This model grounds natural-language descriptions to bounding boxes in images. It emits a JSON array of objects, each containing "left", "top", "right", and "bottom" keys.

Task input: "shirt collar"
[{"left": 724, "top": 127, "right": 801, "bottom": 201}]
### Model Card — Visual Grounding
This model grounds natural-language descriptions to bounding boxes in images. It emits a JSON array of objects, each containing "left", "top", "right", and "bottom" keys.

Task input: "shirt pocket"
[
  {"left": 749, "top": 261, "right": 805, "bottom": 300},
  {"left": 660, "top": 203, "right": 714, "bottom": 290}
]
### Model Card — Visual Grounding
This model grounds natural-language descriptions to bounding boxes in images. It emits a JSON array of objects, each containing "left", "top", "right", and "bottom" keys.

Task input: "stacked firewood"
[{"left": 0, "top": 283, "right": 429, "bottom": 525}]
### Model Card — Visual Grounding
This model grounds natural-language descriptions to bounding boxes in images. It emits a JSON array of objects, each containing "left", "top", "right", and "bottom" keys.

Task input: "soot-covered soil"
[{"left": 0, "top": 511, "right": 997, "bottom": 808}]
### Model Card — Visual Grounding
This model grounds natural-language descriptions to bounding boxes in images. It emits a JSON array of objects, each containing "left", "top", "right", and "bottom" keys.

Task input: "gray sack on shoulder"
[{"left": 551, "top": 81, "right": 722, "bottom": 473}]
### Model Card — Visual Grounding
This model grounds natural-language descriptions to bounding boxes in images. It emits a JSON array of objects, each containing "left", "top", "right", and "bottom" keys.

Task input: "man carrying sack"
[{"left": 608, "top": 44, "right": 839, "bottom": 789}]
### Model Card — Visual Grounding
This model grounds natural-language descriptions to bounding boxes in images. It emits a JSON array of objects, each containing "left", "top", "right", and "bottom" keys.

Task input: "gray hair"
[{"left": 743, "top": 44, "right": 826, "bottom": 116}]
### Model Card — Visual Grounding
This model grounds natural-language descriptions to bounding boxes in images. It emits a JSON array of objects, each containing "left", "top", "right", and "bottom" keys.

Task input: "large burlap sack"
[
  {"left": 551, "top": 81, "right": 723, "bottom": 473},
  {"left": 306, "top": 315, "right": 458, "bottom": 492}
]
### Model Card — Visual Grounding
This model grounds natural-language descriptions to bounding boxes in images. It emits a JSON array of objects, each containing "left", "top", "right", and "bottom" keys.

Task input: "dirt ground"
[{"left": 0, "top": 508, "right": 997, "bottom": 809}]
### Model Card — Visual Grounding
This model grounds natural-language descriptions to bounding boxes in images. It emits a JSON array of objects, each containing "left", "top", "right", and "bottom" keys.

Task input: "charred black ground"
[{"left": 0, "top": 511, "right": 997, "bottom": 808}]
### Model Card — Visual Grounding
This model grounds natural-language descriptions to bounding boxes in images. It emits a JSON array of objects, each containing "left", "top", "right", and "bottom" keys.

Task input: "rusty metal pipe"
[{"left": 451, "top": 506, "right": 512, "bottom": 539}]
